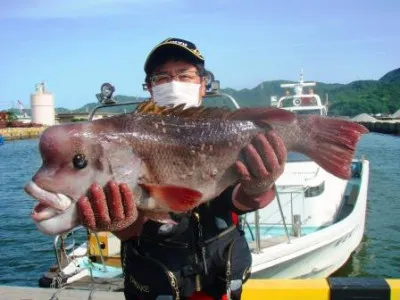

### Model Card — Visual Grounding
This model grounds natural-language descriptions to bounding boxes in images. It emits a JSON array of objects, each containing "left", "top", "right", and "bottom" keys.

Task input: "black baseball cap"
[{"left": 144, "top": 38, "right": 205, "bottom": 75}]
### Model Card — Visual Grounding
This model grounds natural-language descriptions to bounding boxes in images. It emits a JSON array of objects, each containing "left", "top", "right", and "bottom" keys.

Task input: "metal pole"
[
  {"left": 53, "top": 235, "right": 62, "bottom": 270},
  {"left": 275, "top": 184, "right": 291, "bottom": 243},
  {"left": 254, "top": 210, "right": 261, "bottom": 254},
  {"left": 93, "top": 232, "right": 108, "bottom": 272}
]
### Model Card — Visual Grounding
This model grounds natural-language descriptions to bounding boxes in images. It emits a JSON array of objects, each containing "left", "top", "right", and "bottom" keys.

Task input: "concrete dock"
[
  {"left": 0, "top": 127, "right": 46, "bottom": 141},
  {"left": 0, "top": 286, "right": 124, "bottom": 300},
  {"left": 356, "top": 120, "right": 400, "bottom": 135},
  {"left": 1, "top": 278, "right": 400, "bottom": 300}
]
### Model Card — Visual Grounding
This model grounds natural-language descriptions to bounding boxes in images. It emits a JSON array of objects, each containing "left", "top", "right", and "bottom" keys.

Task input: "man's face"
[{"left": 148, "top": 60, "right": 206, "bottom": 103}]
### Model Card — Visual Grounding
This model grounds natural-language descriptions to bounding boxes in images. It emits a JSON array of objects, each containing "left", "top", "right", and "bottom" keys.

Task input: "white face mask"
[{"left": 152, "top": 81, "right": 201, "bottom": 109}]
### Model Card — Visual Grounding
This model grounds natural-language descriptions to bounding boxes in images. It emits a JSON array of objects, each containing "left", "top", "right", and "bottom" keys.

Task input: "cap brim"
[{"left": 144, "top": 42, "right": 204, "bottom": 74}]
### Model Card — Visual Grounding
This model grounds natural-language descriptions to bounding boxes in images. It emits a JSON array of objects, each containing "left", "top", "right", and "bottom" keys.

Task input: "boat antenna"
[{"left": 300, "top": 69, "right": 304, "bottom": 84}]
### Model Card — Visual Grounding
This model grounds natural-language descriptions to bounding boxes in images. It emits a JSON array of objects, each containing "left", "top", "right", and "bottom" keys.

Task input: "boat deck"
[{"left": 248, "top": 235, "right": 291, "bottom": 252}]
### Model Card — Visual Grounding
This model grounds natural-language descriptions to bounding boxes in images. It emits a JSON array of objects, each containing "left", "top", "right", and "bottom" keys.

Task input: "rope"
[
  {"left": 48, "top": 286, "right": 66, "bottom": 300},
  {"left": 48, "top": 287, "right": 98, "bottom": 300},
  {"left": 50, "top": 273, "right": 64, "bottom": 289}
]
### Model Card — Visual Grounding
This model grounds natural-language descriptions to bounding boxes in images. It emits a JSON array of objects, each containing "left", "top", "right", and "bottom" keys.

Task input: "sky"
[{"left": 1, "top": 0, "right": 399, "bottom": 110}]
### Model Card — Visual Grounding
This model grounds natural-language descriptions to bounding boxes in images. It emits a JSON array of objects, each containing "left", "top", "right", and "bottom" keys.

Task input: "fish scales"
[{"left": 24, "top": 103, "right": 368, "bottom": 235}]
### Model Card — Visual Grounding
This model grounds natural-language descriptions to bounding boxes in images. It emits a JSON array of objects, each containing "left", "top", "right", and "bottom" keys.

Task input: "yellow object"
[
  {"left": 387, "top": 279, "right": 400, "bottom": 300},
  {"left": 242, "top": 279, "right": 329, "bottom": 300},
  {"left": 88, "top": 232, "right": 121, "bottom": 257}
]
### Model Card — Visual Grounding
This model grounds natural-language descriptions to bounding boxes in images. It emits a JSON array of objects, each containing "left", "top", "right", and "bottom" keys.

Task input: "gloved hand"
[
  {"left": 77, "top": 181, "right": 142, "bottom": 238},
  {"left": 235, "top": 131, "right": 287, "bottom": 197}
]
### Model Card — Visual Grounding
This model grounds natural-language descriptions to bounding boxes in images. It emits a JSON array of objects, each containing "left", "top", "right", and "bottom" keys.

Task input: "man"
[{"left": 78, "top": 38, "right": 287, "bottom": 300}]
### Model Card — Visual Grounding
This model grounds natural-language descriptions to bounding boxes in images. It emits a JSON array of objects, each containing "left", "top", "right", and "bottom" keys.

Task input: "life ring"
[{"left": 293, "top": 98, "right": 302, "bottom": 106}]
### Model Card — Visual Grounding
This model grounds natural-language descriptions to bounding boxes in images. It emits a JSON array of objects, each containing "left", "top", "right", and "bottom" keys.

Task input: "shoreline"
[
  {"left": 356, "top": 120, "right": 400, "bottom": 135},
  {"left": 0, "top": 127, "right": 46, "bottom": 141},
  {"left": 0, "top": 120, "right": 398, "bottom": 142}
]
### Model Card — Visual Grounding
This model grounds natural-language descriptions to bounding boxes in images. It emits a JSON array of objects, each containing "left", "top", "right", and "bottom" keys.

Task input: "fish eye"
[{"left": 73, "top": 154, "right": 88, "bottom": 169}]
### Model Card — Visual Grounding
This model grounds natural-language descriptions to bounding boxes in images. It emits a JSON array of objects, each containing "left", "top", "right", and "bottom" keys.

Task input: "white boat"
[
  {"left": 246, "top": 153, "right": 369, "bottom": 278},
  {"left": 246, "top": 72, "right": 368, "bottom": 278},
  {"left": 38, "top": 74, "right": 369, "bottom": 288}
]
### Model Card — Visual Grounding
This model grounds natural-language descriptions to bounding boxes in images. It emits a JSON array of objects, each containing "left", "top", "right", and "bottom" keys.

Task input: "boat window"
[
  {"left": 287, "top": 152, "right": 311, "bottom": 162},
  {"left": 305, "top": 182, "right": 325, "bottom": 197},
  {"left": 351, "top": 162, "right": 362, "bottom": 178},
  {"left": 292, "top": 109, "right": 322, "bottom": 115}
]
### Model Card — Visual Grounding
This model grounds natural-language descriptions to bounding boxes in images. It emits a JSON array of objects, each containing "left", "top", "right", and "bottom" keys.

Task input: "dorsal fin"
[
  {"left": 134, "top": 100, "right": 296, "bottom": 125},
  {"left": 135, "top": 100, "right": 233, "bottom": 119}
]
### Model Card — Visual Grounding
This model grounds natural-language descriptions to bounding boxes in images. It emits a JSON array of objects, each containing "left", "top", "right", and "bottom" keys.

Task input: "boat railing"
[
  {"left": 53, "top": 225, "right": 85, "bottom": 272},
  {"left": 88, "top": 100, "right": 143, "bottom": 121},
  {"left": 52, "top": 225, "right": 112, "bottom": 278},
  {"left": 244, "top": 188, "right": 309, "bottom": 253},
  {"left": 203, "top": 90, "right": 241, "bottom": 109}
]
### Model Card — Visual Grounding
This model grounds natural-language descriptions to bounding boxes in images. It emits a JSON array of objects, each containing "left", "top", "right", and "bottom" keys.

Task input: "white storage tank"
[{"left": 30, "top": 82, "right": 55, "bottom": 126}]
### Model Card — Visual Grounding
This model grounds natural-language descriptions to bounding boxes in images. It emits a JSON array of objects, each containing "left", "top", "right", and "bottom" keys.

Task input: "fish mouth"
[{"left": 24, "top": 181, "right": 73, "bottom": 222}]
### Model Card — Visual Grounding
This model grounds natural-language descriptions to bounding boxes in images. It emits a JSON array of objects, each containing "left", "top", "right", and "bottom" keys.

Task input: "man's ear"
[{"left": 200, "top": 77, "right": 207, "bottom": 97}]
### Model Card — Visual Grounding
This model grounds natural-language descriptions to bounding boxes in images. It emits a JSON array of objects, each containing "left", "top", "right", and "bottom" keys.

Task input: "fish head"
[{"left": 25, "top": 122, "right": 140, "bottom": 235}]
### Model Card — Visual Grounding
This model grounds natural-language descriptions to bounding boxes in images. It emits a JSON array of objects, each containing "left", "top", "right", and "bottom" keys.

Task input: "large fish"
[{"left": 24, "top": 102, "right": 368, "bottom": 235}]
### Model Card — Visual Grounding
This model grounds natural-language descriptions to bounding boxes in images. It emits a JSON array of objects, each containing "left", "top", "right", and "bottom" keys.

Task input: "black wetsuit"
[{"left": 121, "top": 186, "right": 252, "bottom": 300}]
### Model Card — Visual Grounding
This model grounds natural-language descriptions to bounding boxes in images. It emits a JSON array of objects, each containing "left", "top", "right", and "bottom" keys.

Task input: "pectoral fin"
[
  {"left": 139, "top": 183, "right": 203, "bottom": 212},
  {"left": 143, "top": 211, "right": 177, "bottom": 224}
]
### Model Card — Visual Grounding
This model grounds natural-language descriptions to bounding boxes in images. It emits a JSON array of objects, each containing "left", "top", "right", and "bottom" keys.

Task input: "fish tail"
[
  {"left": 233, "top": 108, "right": 368, "bottom": 179},
  {"left": 294, "top": 115, "right": 369, "bottom": 179}
]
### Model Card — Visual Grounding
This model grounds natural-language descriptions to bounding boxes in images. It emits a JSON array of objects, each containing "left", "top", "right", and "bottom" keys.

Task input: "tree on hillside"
[{"left": 6, "top": 111, "right": 18, "bottom": 120}]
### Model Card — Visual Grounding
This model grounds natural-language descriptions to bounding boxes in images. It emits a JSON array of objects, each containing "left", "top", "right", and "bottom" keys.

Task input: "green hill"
[
  {"left": 379, "top": 68, "right": 400, "bottom": 83},
  {"left": 55, "top": 68, "right": 400, "bottom": 117}
]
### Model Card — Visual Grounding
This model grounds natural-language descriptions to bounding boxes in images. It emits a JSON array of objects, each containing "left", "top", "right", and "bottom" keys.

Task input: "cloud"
[{"left": 0, "top": 0, "right": 176, "bottom": 19}]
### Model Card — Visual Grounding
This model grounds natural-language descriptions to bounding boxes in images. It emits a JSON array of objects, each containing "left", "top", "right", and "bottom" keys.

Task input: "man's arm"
[{"left": 232, "top": 131, "right": 286, "bottom": 213}]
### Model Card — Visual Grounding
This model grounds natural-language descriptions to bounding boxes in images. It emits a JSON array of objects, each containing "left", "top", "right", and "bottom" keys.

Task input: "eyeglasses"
[{"left": 150, "top": 70, "right": 200, "bottom": 86}]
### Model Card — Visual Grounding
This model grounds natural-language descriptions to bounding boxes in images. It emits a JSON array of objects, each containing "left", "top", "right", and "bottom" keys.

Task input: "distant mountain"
[
  {"left": 379, "top": 68, "right": 400, "bottom": 83},
  {"left": 55, "top": 107, "right": 71, "bottom": 113},
  {"left": 55, "top": 95, "right": 148, "bottom": 114},
  {"left": 219, "top": 69, "right": 400, "bottom": 116},
  {"left": 54, "top": 68, "right": 400, "bottom": 117},
  {"left": 215, "top": 76, "right": 399, "bottom": 117},
  {"left": 215, "top": 81, "right": 345, "bottom": 109}
]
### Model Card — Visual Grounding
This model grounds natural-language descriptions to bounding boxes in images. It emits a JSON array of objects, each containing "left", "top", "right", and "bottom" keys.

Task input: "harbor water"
[{"left": 0, "top": 133, "right": 399, "bottom": 287}]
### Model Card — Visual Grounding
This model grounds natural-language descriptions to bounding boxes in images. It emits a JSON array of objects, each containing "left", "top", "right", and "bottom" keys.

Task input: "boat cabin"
[{"left": 271, "top": 72, "right": 328, "bottom": 117}]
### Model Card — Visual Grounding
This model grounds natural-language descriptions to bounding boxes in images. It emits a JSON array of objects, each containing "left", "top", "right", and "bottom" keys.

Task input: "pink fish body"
[{"left": 24, "top": 103, "right": 368, "bottom": 235}]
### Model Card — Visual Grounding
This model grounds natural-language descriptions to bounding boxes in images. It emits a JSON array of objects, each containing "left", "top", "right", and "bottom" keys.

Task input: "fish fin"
[
  {"left": 143, "top": 211, "right": 177, "bottom": 224},
  {"left": 136, "top": 100, "right": 168, "bottom": 115},
  {"left": 139, "top": 183, "right": 203, "bottom": 212},
  {"left": 294, "top": 116, "right": 369, "bottom": 179},
  {"left": 135, "top": 100, "right": 296, "bottom": 124},
  {"left": 136, "top": 100, "right": 231, "bottom": 118}
]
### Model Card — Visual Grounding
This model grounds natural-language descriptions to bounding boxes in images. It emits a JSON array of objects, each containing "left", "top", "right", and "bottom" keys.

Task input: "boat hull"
[{"left": 249, "top": 159, "right": 369, "bottom": 279}]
